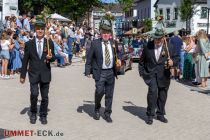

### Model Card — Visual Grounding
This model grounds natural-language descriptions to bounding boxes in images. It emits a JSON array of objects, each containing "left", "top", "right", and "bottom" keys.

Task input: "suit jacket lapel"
[
  {"left": 151, "top": 44, "right": 157, "bottom": 63},
  {"left": 32, "top": 38, "right": 40, "bottom": 59},
  {"left": 110, "top": 40, "right": 115, "bottom": 63},
  {"left": 41, "top": 38, "right": 47, "bottom": 60},
  {"left": 158, "top": 44, "right": 167, "bottom": 63}
]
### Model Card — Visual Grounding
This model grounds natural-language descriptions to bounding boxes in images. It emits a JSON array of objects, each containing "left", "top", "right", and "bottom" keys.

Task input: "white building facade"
[
  {"left": 156, "top": 0, "right": 208, "bottom": 35},
  {"left": 91, "top": 9, "right": 124, "bottom": 35},
  {"left": 123, "top": 0, "right": 157, "bottom": 32},
  {"left": 0, "top": 0, "right": 18, "bottom": 21}
]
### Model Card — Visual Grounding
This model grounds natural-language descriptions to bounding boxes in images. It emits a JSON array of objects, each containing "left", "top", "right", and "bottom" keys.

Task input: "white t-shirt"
[{"left": 1, "top": 40, "right": 10, "bottom": 50}]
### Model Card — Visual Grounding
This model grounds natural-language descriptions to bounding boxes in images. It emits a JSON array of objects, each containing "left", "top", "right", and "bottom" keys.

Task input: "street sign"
[
  {"left": 132, "top": 28, "right": 137, "bottom": 34},
  {"left": 208, "top": 0, "right": 210, "bottom": 9}
]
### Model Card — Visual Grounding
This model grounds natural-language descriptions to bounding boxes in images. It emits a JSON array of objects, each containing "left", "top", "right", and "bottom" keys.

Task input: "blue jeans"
[{"left": 55, "top": 54, "right": 65, "bottom": 65}]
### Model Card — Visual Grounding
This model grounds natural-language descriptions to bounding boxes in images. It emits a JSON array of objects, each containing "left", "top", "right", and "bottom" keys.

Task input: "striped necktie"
[
  {"left": 38, "top": 40, "right": 42, "bottom": 59},
  {"left": 104, "top": 42, "right": 111, "bottom": 67}
]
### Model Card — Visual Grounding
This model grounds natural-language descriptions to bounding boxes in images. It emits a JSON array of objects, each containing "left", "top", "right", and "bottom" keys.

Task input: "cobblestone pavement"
[{"left": 0, "top": 60, "right": 210, "bottom": 140}]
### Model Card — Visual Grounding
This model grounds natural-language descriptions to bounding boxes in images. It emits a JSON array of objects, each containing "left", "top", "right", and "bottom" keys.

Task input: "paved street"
[{"left": 0, "top": 59, "right": 210, "bottom": 140}]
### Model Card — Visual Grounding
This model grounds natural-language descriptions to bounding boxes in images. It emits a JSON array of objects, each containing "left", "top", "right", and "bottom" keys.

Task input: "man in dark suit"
[
  {"left": 20, "top": 15, "right": 55, "bottom": 125},
  {"left": 139, "top": 29, "right": 179, "bottom": 125},
  {"left": 85, "top": 15, "right": 117, "bottom": 123}
]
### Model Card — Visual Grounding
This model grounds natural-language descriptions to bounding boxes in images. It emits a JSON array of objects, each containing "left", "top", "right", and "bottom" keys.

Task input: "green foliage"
[
  {"left": 118, "top": 0, "right": 134, "bottom": 12},
  {"left": 143, "top": 18, "right": 152, "bottom": 32},
  {"left": 41, "top": 6, "right": 52, "bottom": 17},
  {"left": 179, "top": 0, "right": 197, "bottom": 21},
  {"left": 19, "top": 0, "right": 134, "bottom": 20}
]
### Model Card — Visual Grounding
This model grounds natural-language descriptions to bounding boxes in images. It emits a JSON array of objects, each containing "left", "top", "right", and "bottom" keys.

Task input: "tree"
[
  {"left": 179, "top": 0, "right": 198, "bottom": 34},
  {"left": 111, "top": 0, "right": 134, "bottom": 12},
  {"left": 18, "top": 0, "right": 134, "bottom": 20}
]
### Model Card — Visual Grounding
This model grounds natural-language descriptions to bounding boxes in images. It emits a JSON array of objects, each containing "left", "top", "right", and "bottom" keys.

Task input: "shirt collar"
[
  {"left": 102, "top": 40, "right": 110, "bottom": 45},
  {"left": 36, "top": 37, "right": 44, "bottom": 43},
  {"left": 155, "top": 43, "right": 163, "bottom": 49}
]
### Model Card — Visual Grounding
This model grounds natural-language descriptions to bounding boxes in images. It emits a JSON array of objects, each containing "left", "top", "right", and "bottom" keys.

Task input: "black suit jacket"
[
  {"left": 139, "top": 40, "right": 179, "bottom": 87},
  {"left": 20, "top": 38, "right": 56, "bottom": 84},
  {"left": 85, "top": 39, "right": 117, "bottom": 81}
]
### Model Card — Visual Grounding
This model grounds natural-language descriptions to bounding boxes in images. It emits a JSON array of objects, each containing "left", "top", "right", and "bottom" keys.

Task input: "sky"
[{"left": 101, "top": 0, "right": 117, "bottom": 3}]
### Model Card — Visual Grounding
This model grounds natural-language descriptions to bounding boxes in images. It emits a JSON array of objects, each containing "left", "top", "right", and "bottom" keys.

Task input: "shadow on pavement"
[
  {"left": 0, "top": 128, "right": 12, "bottom": 139},
  {"left": 177, "top": 80, "right": 210, "bottom": 95},
  {"left": 20, "top": 100, "right": 51, "bottom": 118},
  {"left": 77, "top": 100, "right": 105, "bottom": 118},
  {"left": 123, "top": 101, "right": 147, "bottom": 122}
]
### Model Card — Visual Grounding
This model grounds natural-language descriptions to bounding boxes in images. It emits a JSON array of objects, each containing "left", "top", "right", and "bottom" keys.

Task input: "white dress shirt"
[
  {"left": 36, "top": 38, "right": 44, "bottom": 57},
  {"left": 154, "top": 44, "right": 163, "bottom": 61},
  {"left": 102, "top": 41, "right": 113, "bottom": 69}
]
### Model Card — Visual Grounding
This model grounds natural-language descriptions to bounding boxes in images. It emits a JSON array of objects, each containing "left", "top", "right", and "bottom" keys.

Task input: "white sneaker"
[
  {"left": 10, "top": 75, "right": 15, "bottom": 79},
  {"left": 4, "top": 75, "right": 10, "bottom": 79}
]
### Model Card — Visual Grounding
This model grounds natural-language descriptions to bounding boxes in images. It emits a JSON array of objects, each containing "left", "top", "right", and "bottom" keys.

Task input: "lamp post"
[
  {"left": 207, "top": 8, "right": 209, "bottom": 35},
  {"left": 208, "top": 0, "right": 210, "bottom": 35}
]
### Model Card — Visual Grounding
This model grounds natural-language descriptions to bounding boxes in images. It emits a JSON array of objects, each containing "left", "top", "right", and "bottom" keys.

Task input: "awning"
[
  {"left": 143, "top": 27, "right": 182, "bottom": 36},
  {"left": 48, "top": 13, "right": 71, "bottom": 22}
]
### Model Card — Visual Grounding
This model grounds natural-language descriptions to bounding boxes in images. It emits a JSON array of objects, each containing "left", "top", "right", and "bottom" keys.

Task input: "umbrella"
[{"left": 49, "top": 13, "right": 71, "bottom": 22}]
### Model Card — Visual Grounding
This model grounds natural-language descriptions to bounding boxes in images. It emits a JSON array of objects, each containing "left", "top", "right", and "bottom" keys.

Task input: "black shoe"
[
  {"left": 40, "top": 117, "right": 48, "bottom": 125},
  {"left": 93, "top": 111, "right": 100, "bottom": 120},
  {"left": 104, "top": 115, "right": 113, "bottom": 123},
  {"left": 157, "top": 116, "right": 168, "bottom": 123},
  {"left": 145, "top": 116, "right": 153, "bottom": 125},
  {"left": 30, "top": 114, "right": 37, "bottom": 124},
  {"left": 57, "top": 64, "right": 65, "bottom": 68}
]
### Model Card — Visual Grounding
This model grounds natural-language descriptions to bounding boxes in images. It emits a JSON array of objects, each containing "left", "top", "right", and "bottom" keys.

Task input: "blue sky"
[{"left": 101, "top": 0, "right": 117, "bottom": 3}]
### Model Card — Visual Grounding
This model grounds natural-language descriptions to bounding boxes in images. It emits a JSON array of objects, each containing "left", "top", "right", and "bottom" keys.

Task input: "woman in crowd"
[
  {"left": 9, "top": 34, "right": 22, "bottom": 77},
  {"left": 196, "top": 29, "right": 210, "bottom": 88},
  {"left": 0, "top": 32, "right": 14, "bottom": 79},
  {"left": 75, "top": 30, "right": 81, "bottom": 57},
  {"left": 53, "top": 35, "right": 66, "bottom": 67},
  {"left": 182, "top": 36, "right": 195, "bottom": 81}
]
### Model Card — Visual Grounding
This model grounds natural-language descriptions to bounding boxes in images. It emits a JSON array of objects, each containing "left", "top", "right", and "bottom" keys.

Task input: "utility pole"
[
  {"left": 208, "top": 0, "right": 210, "bottom": 35},
  {"left": 207, "top": 8, "right": 209, "bottom": 35}
]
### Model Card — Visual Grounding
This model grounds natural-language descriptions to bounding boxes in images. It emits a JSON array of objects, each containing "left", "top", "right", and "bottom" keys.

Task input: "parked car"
[{"left": 116, "top": 42, "right": 133, "bottom": 75}]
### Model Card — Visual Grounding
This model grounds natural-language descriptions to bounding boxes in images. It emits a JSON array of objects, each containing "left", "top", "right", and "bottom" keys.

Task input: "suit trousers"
[
  {"left": 30, "top": 82, "right": 50, "bottom": 117},
  {"left": 94, "top": 69, "right": 115, "bottom": 115},
  {"left": 146, "top": 74, "right": 169, "bottom": 117}
]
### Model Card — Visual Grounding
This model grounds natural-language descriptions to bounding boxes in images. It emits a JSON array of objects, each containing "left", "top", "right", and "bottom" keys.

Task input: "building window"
[
  {"left": 141, "top": 9, "right": 143, "bottom": 20},
  {"left": 166, "top": 8, "right": 170, "bottom": 20},
  {"left": 201, "top": 7, "right": 207, "bottom": 19},
  {"left": 174, "top": 8, "right": 178, "bottom": 20},
  {"left": 159, "top": 8, "right": 163, "bottom": 15},
  {"left": 145, "top": 8, "right": 147, "bottom": 18},
  {"left": 148, "top": 7, "right": 150, "bottom": 18}
]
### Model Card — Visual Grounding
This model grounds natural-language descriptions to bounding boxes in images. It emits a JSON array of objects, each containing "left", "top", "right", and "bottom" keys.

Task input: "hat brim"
[
  {"left": 35, "top": 23, "right": 46, "bottom": 27},
  {"left": 152, "top": 34, "right": 164, "bottom": 39},
  {"left": 100, "top": 27, "right": 112, "bottom": 32}
]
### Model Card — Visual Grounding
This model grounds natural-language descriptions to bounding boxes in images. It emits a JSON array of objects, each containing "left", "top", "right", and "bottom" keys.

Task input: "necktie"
[
  {"left": 38, "top": 40, "right": 42, "bottom": 59},
  {"left": 104, "top": 42, "right": 111, "bottom": 67}
]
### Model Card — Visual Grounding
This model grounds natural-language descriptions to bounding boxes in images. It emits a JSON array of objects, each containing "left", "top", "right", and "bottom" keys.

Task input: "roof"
[
  {"left": 93, "top": 3, "right": 123, "bottom": 13},
  {"left": 194, "top": 0, "right": 206, "bottom": 3}
]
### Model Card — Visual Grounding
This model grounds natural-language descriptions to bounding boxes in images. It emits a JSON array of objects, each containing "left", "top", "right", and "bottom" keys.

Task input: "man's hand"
[
  {"left": 46, "top": 55, "right": 52, "bottom": 60},
  {"left": 168, "top": 59, "right": 173, "bottom": 67},
  {"left": 20, "top": 78, "right": 25, "bottom": 84},
  {"left": 86, "top": 75, "right": 92, "bottom": 78}
]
